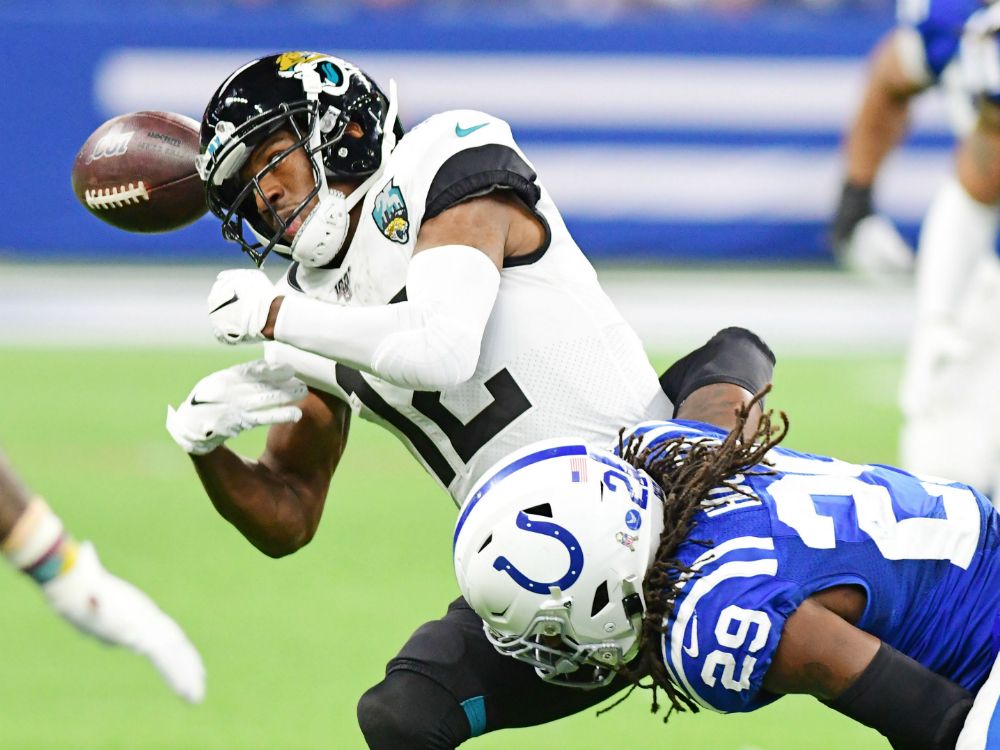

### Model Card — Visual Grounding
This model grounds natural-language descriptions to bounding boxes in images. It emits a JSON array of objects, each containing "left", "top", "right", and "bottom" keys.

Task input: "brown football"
[{"left": 72, "top": 111, "right": 208, "bottom": 233}]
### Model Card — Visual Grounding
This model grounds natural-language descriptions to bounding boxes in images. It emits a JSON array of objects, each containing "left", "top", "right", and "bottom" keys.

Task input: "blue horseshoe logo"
[{"left": 493, "top": 511, "right": 584, "bottom": 593}]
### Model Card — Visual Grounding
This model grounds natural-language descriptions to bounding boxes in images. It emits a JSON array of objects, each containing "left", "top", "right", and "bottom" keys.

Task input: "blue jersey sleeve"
[
  {"left": 661, "top": 537, "right": 802, "bottom": 713},
  {"left": 898, "top": 0, "right": 980, "bottom": 79}
]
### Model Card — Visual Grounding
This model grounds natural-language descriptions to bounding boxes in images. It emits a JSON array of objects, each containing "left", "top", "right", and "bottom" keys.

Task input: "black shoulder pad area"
[{"left": 424, "top": 144, "right": 540, "bottom": 222}]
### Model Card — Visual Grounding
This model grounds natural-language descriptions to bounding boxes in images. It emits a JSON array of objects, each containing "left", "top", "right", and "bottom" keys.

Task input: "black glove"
[
  {"left": 830, "top": 180, "right": 874, "bottom": 251},
  {"left": 660, "top": 327, "right": 776, "bottom": 415}
]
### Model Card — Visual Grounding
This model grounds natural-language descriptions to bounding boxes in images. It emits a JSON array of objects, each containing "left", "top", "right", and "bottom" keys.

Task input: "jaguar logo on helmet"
[{"left": 275, "top": 51, "right": 356, "bottom": 97}]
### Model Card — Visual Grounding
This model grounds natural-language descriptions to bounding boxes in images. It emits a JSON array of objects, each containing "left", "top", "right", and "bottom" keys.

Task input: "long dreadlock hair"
[{"left": 601, "top": 387, "right": 789, "bottom": 721}]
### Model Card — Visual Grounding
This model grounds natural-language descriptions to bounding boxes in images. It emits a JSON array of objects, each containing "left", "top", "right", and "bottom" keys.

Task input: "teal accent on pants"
[{"left": 460, "top": 696, "right": 487, "bottom": 737}]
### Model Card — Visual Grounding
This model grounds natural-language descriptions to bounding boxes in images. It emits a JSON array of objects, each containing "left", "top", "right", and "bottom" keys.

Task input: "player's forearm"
[
  {"left": 675, "top": 383, "right": 762, "bottom": 437},
  {"left": 269, "top": 245, "right": 500, "bottom": 391},
  {"left": 843, "top": 77, "right": 913, "bottom": 187},
  {"left": 191, "top": 448, "right": 325, "bottom": 558},
  {"left": 843, "top": 35, "right": 923, "bottom": 186}
]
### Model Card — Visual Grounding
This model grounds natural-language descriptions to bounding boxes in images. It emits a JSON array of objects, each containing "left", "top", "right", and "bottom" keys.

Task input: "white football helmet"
[{"left": 453, "top": 438, "right": 665, "bottom": 688}]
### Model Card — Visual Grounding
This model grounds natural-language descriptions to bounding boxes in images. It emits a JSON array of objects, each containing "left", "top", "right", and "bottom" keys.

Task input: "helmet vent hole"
[
  {"left": 490, "top": 605, "right": 510, "bottom": 618},
  {"left": 522, "top": 503, "right": 553, "bottom": 518},
  {"left": 591, "top": 581, "right": 610, "bottom": 617},
  {"left": 478, "top": 534, "right": 493, "bottom": 553}
]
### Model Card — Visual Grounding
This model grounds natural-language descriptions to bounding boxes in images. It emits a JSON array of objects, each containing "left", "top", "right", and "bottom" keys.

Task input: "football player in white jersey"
[
  {"left": 900, "top": 4, "right": 1000, "bottom": 498},
  {"left": 164, "top": 51, "right": 692, "bottom": 747},
  {"left": 0, "top": 448, "right": 204, "bottom": 703}
]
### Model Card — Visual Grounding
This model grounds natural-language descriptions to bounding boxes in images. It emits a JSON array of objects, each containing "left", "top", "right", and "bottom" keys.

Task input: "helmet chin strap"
[{"left": 290, "top": 78, "right": 399, "bottom": 269}]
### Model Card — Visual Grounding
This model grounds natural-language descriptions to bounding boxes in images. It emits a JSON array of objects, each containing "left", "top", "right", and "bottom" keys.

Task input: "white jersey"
[{"left": 268, "top": 110, "right": 671, "bottom": 503}]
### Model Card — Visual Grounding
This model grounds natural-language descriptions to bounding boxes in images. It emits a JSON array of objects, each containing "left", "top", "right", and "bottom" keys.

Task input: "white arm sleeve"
[{"left": 273, "top": 244, "right": 501, "bottom": 391}]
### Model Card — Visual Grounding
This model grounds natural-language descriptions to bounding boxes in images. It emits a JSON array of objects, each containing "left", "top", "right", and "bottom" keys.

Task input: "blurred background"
[
  {"left": 2, "top": 0, "right": 951, "bottom": 265},
  {"left": 1, "top": 1, "right": 923, "bottom": 748}
]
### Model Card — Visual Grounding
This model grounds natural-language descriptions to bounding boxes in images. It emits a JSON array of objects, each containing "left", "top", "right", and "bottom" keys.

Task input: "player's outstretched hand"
[
  {"left": 208, "top": 269, "right": 278, "bottom": 345},
  {"left": 166, "top": 360, "right": 307, "bottom": 455},
  {"left": 837, "top": 214, "right": 914, "bottom": 278},
  {"left": 42, "top": 541, "right": 206, "bottom": 703}
]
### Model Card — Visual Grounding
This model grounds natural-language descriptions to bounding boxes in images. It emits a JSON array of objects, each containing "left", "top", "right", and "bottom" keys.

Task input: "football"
[{"left": 71, "top": 111, "right": 207, "bottom": 233}]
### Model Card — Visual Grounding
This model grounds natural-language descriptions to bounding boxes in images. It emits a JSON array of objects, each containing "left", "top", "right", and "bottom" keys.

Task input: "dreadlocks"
[{"left": 612, "top": 387, "right": 789, "bottom": 721}]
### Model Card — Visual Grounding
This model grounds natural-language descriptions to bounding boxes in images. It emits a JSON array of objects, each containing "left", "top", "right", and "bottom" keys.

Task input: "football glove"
[
  {"left": 208, "top": 269, "right": 278, "bottom": 345},
  {"left": 42, "top": 541, "right": 206, "bottom": 703},
  {"left": 166, "top": 360, "right": 307, "bottom": 455},
  {"left": 838, "top": 214, "right": 914, "bottom": 278}
]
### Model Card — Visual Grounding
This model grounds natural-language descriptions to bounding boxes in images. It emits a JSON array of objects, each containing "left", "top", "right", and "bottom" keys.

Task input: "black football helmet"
[{"left": 197, "top": 52, "right": 404, "bottom": 266}]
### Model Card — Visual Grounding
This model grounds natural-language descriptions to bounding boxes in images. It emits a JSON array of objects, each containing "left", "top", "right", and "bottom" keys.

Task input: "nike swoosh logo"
[
  {"left": 209, "top": 292, "right": 239, "bottom": 314},
  {"left": 455, "top": 122, "right": 489, "bottom": 138},
  {"left": 189, "top": 395, "right": 219, "bottom": 407},
  {"left": 682, "top": 614, "right": 699, "bottom": 658}
]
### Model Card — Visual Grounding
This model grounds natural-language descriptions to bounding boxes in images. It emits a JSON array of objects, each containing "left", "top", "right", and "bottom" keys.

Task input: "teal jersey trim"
[{"left": 460, "top": 696, "right": 487, "bottom": 736}]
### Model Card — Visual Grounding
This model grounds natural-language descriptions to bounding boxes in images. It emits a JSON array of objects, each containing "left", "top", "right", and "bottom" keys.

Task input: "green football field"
[{"left": 0, "top": 347, "right": 903, "bottom": 749}]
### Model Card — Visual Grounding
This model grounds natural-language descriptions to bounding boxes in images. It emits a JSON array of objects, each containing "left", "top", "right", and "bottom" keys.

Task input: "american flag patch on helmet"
[{"left": 570, "top": 456, "right": 587, "bottom": 483}]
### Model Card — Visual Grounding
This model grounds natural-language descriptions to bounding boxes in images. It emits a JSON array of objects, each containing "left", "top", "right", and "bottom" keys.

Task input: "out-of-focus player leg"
[
  {"left": 900, "top": 104, "right": 1000, "bottom": 491},
  {"left": 0, "top": 449, "right": 205, "bottom": 703},
  {"left": 901, "top": 254, "right": 1000, "bottom": 500},
  {"left": 357, "top": 597, "right": 632, "bottom": 749},
  {"left": 956, "top": 645, "right": 1000, "bottom": 749}
]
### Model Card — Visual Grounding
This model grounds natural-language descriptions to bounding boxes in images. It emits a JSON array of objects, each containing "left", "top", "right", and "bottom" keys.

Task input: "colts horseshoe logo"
[{"left": 493, "top": 511, "right": 584, "bottom": 593}]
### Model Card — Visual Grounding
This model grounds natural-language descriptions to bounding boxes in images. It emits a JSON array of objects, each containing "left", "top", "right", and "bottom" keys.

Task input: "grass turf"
[{"left": 0, "top": 348, "right": 902, "bottom": 749}]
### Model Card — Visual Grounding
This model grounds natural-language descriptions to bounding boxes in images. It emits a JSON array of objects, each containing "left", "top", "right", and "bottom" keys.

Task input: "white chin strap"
[{"left": 290, "top": 78, "right": 399, "bottom": 268}]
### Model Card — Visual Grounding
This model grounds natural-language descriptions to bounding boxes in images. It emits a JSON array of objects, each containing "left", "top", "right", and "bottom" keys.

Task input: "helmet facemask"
[
  {"left": 483, "top": 577, "right": 647, "bottom": 689},
  {"left": 199, "top": 102, "right": 328, "bottom": 266}
]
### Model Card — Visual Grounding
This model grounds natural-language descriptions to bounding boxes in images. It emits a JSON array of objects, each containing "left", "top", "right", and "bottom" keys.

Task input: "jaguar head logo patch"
[{"left": 372, "top": 180, "right": 409, "bottom": 244}]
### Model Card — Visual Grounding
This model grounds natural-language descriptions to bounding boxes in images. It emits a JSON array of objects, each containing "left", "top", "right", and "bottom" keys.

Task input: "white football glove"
[
  {"left": 43, "top": 541, "right": 205, "bottom": 703},
  {"left": 166, "top": 360, "right": 307, "bottom": 455},
  {"left": 208, "top": 269, "right": 278, "bottom": 345},
  {"left": 840, "top": 214, "right": 915, "bottom": 279}
]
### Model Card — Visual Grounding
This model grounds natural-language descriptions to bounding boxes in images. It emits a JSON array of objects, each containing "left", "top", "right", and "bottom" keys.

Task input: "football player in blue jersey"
[
  {"left": 833, "top": 1, "right": 1000, "bottom": 496},
  {"left": 831, "top": 0, "right": 979, "bottom": 274},
  {"left": 456, "top": 328, "right": 1000, "bottom": 749}
]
